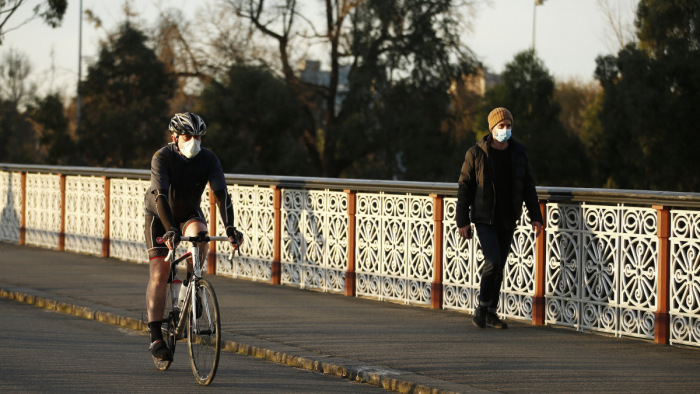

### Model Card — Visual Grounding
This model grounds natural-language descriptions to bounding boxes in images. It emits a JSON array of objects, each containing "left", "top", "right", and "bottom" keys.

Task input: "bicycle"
[{"left": 152, "top": 230, "right": 240, "bottom": 386}]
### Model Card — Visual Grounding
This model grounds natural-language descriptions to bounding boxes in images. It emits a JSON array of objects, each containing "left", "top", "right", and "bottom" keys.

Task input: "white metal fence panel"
[
  {"left": 670, "top": 209, "right": 700, "bottom": 346},
  {"left": 216, "top": 185, "right": 274, "bottom": 282},
  {"left": 547, "top": 203, "right": 658, "bottom": 339},
  {"left": 64, "top": 176, "right": 105, "bottom": 256},
  {"left": 110, "top": 178, "right": 149, "bottom": 263},
  {"left": 281, "top": 189, "right": 347, "bottom": 292},
  {"left": 579, "top": 204, "right": 622, "bottom": 335},
  {"left": 546, "top": 202, "right": 581, "bottom": 328},
  {"left": 618, "top": 207, "right": 657, "bottom": 339},
  {"left": 442, "top": 197, "right": 481, "bottom": 312},
  {"left": 442, "top": 198, "right": 536, "bottom": 320},
  {"left": 502, "top": 208, "right": 538, "bottom": 320},
  {"left": 0, "top": 171, "right": 21, "bottom": 243},
  {"left": 356, "top": 192, "right": 433, "bottom": 305},
  {"left": 25, "top": 173, "right": 61, "bottom": 249}
]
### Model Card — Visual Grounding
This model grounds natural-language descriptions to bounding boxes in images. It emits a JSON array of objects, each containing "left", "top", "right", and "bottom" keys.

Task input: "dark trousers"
[{"left": 474, "top": 224, "right": 515, "bottom": 313}]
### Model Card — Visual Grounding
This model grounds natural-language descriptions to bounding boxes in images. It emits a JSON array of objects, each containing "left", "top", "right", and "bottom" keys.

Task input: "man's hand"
[
  {"left": 163, "top": 227, "right": 181, "bottom": 250},
  {"left": 458, "top": 224, "right": 474, "bottom": 239},
  {"left": 226, "top": 226, "right": 244, "bottom": 249},
  {"left": 532, "top": 221, "right": 543, "bottom": 238}
]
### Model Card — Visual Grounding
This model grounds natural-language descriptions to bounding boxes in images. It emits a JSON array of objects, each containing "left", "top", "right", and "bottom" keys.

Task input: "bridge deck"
[{"left": 1, "top": 242, "right": 699, "bottom": 393}]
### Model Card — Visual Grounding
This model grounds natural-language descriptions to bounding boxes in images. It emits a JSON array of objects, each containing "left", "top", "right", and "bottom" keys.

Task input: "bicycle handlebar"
[
  {"left": 165, "top": 235, "right": 241, "bottom": 262},
  {"left": 180, "top": 235, "right": 230, "bottom": 243}
]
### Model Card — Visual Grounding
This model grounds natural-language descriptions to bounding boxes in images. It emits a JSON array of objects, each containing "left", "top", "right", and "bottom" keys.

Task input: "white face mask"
[
  {"left": 494, "top": 128, "right": 512, "bottom": 143},
  {"left": 179, "top": 138, "right": 201, "bottom": 158}
]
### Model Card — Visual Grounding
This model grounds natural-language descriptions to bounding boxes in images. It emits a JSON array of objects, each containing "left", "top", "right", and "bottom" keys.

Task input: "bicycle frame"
[{"left": 165, "top": 232, "right": 231, "bottom": 340}]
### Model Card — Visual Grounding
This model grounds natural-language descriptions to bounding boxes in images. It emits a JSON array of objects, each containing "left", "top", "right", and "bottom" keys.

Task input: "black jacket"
[{"left": 456, "top": 135, "right": 543, "bottom": 228}]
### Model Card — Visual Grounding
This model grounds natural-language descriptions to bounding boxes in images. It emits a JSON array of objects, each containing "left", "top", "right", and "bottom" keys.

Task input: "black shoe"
[
  {"left": 472, "top": 307, "right": 486, "bottom": 328},
  {"left": 150, "top": 340, "right": 173, "bottom": 361},
  {"left": 486, "top": 312, "right": 508, "bottom": 329}
]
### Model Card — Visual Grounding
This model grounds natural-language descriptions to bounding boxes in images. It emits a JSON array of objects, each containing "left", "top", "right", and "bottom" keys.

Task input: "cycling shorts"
[{"left": 144, "top": 210, "right": 207, "bottom": 260}]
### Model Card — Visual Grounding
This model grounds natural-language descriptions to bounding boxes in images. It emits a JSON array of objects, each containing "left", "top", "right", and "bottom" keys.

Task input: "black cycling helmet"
[{"left": 169, "top": 112, "right": 207, "bottom": 136}]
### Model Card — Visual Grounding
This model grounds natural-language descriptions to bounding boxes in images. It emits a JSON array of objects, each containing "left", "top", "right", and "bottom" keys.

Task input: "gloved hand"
[
  {"left": 163, "top": 227, "right": 181, "bottom": 249},
  {"left": 226, "top": 226, "right": 244, "bottom": 248}
]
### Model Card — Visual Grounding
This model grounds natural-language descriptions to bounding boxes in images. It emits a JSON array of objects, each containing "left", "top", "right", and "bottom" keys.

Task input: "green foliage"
[
  {"left": 340, "top": 0, "right": 477, "bottom": 181},
  {"left": 479, "top": 50, "right": 588, "bottom": 187},
  {"left": 78, "top": 22, "right": 175, "bottom": 169},
  {"left": 579, "top": 91, "right": 606, "bottom": 186},
  {"left": 26, "top": 93, "right": 73, "bottom": 164},
  {"left": 555, "top": 79, "right": 602, "bottom": 187},
  {"left": 636, "top": 0, "right": 700, "bottom": 57},
  {"left": 0, "top": 0, "right": 68, "bottom": 45},
  {"left": 594, "top": 0, "right": 700, "bottom": 191},
  {"left": 0, "top": 100, "right": 38, "bottom": 163},
  {"left": 35, "top": 0, "right": 68, "bottom": 28},
  {"left": 198, "top": 65, "right": 315, "bottom": 175}
]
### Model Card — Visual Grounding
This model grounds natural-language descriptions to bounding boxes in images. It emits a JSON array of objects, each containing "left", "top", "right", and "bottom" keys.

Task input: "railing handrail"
[{"left": 2, "top": 162, "right": 700, "bottom": 207}]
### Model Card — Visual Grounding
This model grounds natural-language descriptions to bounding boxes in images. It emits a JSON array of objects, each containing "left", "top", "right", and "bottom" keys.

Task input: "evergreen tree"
[
  {"left": 78, "top": 22, "right": 175, "bottom": 168},
  {"left": 479, "top": 50, "right": 588, "bottom": 187},
  {"left": 341, "top": 0, "right": 477, "bottom": 181},
  {"left": 26, "top": 93, "right": 73, "bottom": 164},
  {"left": 198, "top": 65, "right": 314, "bottom": 175},
  {"left": 594, "top": 0, "right": 700, "bottom": 191}
]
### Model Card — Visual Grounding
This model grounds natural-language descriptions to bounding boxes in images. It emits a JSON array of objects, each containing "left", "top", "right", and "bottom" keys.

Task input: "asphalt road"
[{"left": 0, "top": 297, "right": 387, "bottom": 393}]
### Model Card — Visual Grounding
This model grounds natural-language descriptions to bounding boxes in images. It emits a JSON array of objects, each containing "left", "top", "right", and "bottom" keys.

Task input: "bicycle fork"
[{"left": 173, "top": 245, "right": 214, "bottom": 339}]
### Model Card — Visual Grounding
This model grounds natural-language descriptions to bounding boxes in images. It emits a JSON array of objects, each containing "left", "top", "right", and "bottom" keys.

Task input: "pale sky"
[{"left": 3, "top": 0, "right": 638, "bottom": 100}]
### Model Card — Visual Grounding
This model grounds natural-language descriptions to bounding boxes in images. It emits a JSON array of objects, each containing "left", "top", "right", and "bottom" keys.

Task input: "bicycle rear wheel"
[
  {"left": 152, "top": 283, "right": 177, "bottom": 371},
  {"left": 186, "top": 278, "right": 221, "bottom": 386}
]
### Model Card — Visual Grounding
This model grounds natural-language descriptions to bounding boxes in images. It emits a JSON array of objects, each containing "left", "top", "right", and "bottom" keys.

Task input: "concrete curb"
[{"left": 1, "top": 286, "right": 485, "bottom": 394}]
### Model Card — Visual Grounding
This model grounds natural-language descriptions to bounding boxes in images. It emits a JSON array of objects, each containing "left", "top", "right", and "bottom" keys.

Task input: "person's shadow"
[{"left": 1, "top": 170, "right": 20, "bottom": 242}]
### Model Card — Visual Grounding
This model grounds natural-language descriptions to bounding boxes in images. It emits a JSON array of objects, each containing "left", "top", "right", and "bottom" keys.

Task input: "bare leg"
[
  {"left": 183, "top": 221, "right": 209, "bottom": 273},
  {"left": 147, "top": 257, "right": 170, "bottom": 322}
]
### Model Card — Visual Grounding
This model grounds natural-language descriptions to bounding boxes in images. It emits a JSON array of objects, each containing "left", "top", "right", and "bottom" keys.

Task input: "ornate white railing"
[
  {"left": 1, "top": 164, "right": 699, "bottom": 349},
  {"left": 356, "top": 192, "right": 434, "bottom": 304},
  {"left": 670, "top": 209, "right": 700, "bottom": 347}
]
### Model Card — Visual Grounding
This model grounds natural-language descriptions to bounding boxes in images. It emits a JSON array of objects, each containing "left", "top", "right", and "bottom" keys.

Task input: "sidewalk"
[{"left": 2, "top": 242, "right": 699, "bottom": 393}]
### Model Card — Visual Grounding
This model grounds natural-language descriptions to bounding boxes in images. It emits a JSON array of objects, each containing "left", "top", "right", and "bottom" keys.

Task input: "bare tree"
[
  {"left": 0, "top": 47, "right": 35, "bottom": 108},
  {"left": 596, "top": 0, "right": 637, "bottom": 52},
  {"left": 150, "top": 4, "right": 273, "bottom": 97},
  {"left": 0, "top": 0, "right": 67, "bottom": 45},
  {"left": 225, "top": 0, "right": 366, "bottom": 175}
]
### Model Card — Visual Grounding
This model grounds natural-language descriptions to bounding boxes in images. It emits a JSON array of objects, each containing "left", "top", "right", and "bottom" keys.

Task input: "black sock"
[{"left": 148, "top": 321, "right": 164, "bottom": 343}]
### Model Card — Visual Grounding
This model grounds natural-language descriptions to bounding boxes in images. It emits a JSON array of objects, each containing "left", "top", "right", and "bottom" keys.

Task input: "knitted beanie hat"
[{"left": 487, "top": 107, "right": 513, "bottom": 130}]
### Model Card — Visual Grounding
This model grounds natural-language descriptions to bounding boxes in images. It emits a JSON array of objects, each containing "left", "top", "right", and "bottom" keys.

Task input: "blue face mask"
[{"left": 494, "top": 128, "right": 512, "bottom": 143}]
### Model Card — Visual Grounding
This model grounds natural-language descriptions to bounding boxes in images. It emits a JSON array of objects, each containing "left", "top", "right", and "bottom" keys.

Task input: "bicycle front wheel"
[{"left": 186, "top": 278, "right": 221, "bottom": 386}]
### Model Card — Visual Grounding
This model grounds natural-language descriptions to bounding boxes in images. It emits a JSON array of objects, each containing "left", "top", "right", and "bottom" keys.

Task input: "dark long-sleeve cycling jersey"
[{"left": 143, "top": 143, "right": 234, "bottom": 232}]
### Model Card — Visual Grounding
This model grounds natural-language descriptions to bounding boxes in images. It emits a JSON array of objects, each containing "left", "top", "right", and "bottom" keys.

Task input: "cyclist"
[{"left": 144, "top": 112, "right": 242, "bottom": 361}]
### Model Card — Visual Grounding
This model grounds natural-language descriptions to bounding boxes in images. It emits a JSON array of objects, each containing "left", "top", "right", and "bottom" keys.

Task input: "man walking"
[{"left": 456, "top": 107, "right": 543, "bottom": 329}]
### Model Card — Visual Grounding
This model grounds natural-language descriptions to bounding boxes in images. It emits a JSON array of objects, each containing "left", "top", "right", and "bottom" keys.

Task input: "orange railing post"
[
  {"left": 58, "top": 174, "right": 66, "bottom": 251},
  {"left": 532, "top": 200, "right": 547, "bottom": 325},
  {"left": 19, "top": 172, "right": 26, "bottom": 245},
  {"left": 654, "top": 205, "right": 671, "bottom": 344},
  {"left": 344, "top": 190, "right": 357, "bottom": 297},
  {"left": 102, "top": 177, "right": 111, "bottom": 258},
  {"left": 271, "top": 186, "right": 282, "bottom": 285},
  {"left": 431, "top": 194, "right": 444, "bottom": 309}
]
